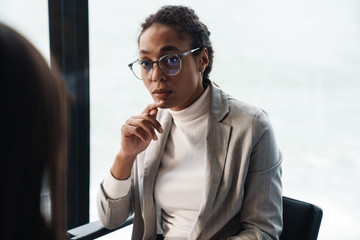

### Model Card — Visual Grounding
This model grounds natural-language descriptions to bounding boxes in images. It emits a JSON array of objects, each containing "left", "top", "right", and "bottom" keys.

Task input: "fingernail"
[
  {"left": 159, "top": 127, "right": 164, "bottom": 133},
  {"left": 153, "top": 134, "right": 158, "bottom": 141}
]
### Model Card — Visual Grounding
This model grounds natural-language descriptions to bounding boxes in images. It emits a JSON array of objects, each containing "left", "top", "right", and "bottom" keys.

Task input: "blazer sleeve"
[
  {"left": 96, "top": 176, "right": 134, "bottom": 229},
  {"left": 232, "top": 110, "right": 283, "bottom": 240}
]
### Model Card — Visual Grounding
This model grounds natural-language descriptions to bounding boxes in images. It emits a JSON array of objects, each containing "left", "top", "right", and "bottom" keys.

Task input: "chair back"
[
  {"left": 280, "top": 196, "right": 323, "bottom": 240},
  {"left": 67, "top": 197, "right": 323, "bottom": 240}
]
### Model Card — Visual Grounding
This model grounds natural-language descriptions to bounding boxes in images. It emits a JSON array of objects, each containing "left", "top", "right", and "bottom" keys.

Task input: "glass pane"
[
  {"left": 0, "top": 0, "right": 50, "bottom": 62},
  {"left": 89, "top": 1, "right": 360, "bottom": 239}
]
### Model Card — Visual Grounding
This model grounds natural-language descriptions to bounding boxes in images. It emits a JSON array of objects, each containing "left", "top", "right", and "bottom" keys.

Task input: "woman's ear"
[{"left": 198, "top": 48, "right": 209, "bottom": 73}]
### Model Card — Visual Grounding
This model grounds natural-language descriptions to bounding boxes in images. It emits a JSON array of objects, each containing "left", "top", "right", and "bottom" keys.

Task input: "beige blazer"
[{"left": 97, "top": 81, "right": 283, "bottom": 240}]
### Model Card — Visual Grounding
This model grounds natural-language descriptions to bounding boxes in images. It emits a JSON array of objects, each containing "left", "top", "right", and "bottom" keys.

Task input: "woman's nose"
[{"left": 150, "top": 63, "right": 166, "bottom": 82}]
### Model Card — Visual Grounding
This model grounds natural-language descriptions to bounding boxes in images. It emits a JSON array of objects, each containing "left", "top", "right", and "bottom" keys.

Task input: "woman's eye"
[
  {"left": 164, "top": 56, "right": 179, "bottom": 67},
  {"left": 140, "top": 60, "right": 152, "bottom": 70}
]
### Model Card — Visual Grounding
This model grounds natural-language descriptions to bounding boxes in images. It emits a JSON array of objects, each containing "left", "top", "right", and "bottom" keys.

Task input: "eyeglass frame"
[{"left": 128, "top": 47, "right": 201, "bottom": 80}]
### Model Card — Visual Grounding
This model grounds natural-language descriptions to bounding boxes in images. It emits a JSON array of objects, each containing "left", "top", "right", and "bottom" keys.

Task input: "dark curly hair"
[{"left": 138, "top": 5, "right": 214, "bottom": 82}]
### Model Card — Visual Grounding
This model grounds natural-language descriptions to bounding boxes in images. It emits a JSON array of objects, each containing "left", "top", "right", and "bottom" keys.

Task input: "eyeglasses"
[{"left": 128, "top": 47, "right": 201, "bottom": 80}]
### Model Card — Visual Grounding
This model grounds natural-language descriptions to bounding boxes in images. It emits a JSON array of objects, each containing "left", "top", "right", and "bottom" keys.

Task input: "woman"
[
  {"left": 97, "top": 5, "right": 282, "bottom": 240},
  {"left": 1, "top": 23, "right": 68, "bottom": 240}
]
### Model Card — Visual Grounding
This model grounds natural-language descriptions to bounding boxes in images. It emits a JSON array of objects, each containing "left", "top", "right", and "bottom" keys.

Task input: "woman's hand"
[
  {"left": 121, "top": 101, "right": 164, "bottom": 156},
  {"left": 111, "top": 101, "right": 164, "bottom": 180}
]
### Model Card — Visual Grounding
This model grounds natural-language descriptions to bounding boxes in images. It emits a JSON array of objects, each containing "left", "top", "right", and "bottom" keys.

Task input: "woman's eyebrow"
[
  {"left": 139, "top": 49, "right": 149, "bottom": 54},
  {"left": 139, "top": 46, "right": 181, "bottom": 55},
  {"left": 160, "top": 45, "right": 181, "bottom": 53}
]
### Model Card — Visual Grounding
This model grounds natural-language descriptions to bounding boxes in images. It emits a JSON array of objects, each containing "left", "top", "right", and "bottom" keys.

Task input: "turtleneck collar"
[{"left": 168, "top": 85, "right": 211, "bottom": 124}]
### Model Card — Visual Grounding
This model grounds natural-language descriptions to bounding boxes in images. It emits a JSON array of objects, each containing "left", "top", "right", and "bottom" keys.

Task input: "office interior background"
[{"left": 1, "top": 0, "right": 359, "bottom": 239}]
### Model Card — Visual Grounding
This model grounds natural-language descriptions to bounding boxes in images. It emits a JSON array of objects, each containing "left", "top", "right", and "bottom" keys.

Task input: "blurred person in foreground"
[
  {"left": 0, "top": 22, "right": 69, "bottom": 240},
  {"left": 97, "top": 5, "right": 283, "bottom": 240}
]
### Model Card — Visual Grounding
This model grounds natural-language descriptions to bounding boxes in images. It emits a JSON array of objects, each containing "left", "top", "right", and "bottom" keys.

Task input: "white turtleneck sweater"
[
  {"left": 155, "top": 86, "right": 210, "bottom": 238},
  {"left": 102, "top": 86, "right": 211, "bottom": 239}
]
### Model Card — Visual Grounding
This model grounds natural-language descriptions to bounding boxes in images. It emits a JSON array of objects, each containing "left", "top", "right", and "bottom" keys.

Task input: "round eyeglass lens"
[
  {"left": 160, "top": 55, "right": 181, "bottom": 75},
  {"left": 131, "top": 60, "right": 150, "bottom": 80}
]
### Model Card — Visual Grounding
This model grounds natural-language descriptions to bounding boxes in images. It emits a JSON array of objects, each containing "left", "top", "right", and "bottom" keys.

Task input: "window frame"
[{"left": 48, "top": 0, "right": 90, "bottom": 229}]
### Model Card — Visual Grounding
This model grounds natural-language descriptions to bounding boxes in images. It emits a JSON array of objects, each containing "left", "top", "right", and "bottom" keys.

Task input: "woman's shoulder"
[
  {"left": 213, "top": 86, "right": 271, "bottom": 129},
  {"left": 227, "top": 95, "right": 262, "bottom": 116},
  {"left": 211, "top": 82, "right": 264, "bottom": 119}
]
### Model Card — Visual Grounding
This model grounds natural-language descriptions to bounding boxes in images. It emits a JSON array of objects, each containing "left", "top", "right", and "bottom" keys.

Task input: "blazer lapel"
[
  {"left": 142, "top": 111, "right": 172, "bottom": 238},
  {"left": 190, "top": 82, "right": 232, "bottom": 239}
]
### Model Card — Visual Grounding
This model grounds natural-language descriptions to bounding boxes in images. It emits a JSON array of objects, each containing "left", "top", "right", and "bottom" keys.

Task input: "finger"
[
  {"left": 138, "top": 113, "right": 164, "bottom": 134},
  {"left": 122, "top": 124, "right": 151, "bottom": 143},
  {"left": 141, "top": 100, "right": 165, "bottom": 115},
  {"left": 126, "top": 117, "right": 160, "bottom": 140},
  {"left": 149, "top": 100, "right": 165, "bottom": 117},
  {"left": 149, "top": 108, "right": 158, "bottom": 117},
  {"left": 138, "top": 105, "right": 164, "bottom": 134}
]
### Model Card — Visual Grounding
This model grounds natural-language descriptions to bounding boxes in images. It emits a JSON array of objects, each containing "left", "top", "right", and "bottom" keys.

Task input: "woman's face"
[{"left": 138, "top": 23, "right": 208, "bottom": 111}]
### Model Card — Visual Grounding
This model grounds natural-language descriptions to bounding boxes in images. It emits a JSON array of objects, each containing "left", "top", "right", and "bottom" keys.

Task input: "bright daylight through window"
[{"left": 89, "top": 1, "right": 360, "bottom": 239}]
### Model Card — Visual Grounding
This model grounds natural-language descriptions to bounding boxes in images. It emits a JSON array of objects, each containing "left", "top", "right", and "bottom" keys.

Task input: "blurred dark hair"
[
  {"left": 0, "top": 22, "right": 69, "bottom": 240},
  {"left": 139, "top": 5, "right": 214, "bottom": 82}
]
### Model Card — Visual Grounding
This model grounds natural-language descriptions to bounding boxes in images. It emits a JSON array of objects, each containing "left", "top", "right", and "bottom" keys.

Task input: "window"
[
  {"left": 0, "top": 0, "right": 49, "bottom": 61},
  {"left": 87, "top": 0, "right": 360, "bottom": 239}
]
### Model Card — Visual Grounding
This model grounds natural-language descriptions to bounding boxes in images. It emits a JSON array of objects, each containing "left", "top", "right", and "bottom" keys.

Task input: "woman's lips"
[{"left": 153, "top": 89, "right": 172, "bottom": 99}]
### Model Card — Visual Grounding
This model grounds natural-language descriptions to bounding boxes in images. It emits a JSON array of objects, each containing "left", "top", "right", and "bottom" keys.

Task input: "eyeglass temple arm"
[{"left": 180, "top": 47, "right": 201, "bottom": 58}]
